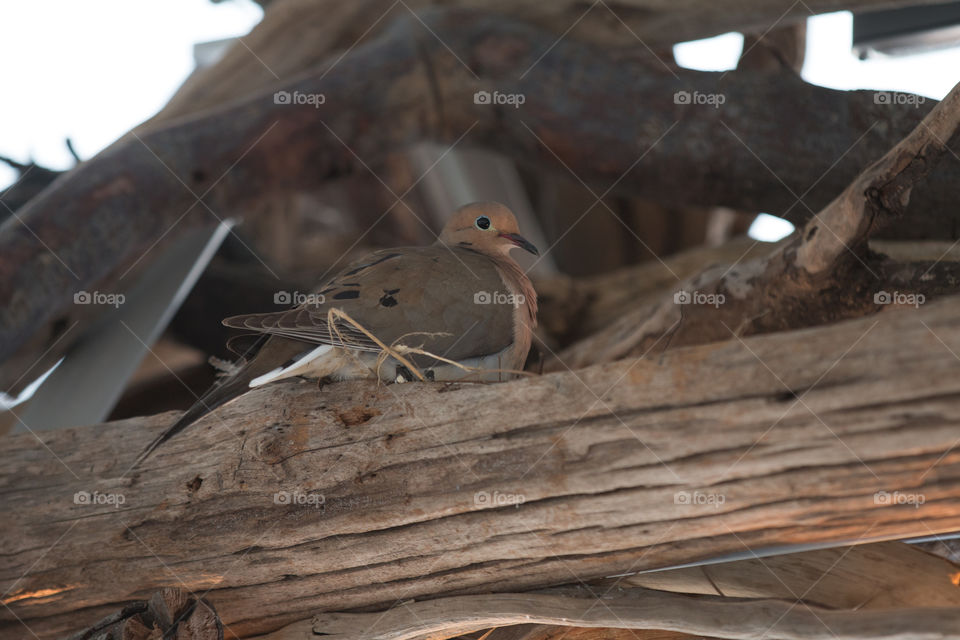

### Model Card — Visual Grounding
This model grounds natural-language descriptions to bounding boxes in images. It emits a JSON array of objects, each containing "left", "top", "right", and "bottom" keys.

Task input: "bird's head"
[{"left": 439, "top": 201, "right": 539, "bottom": 257}]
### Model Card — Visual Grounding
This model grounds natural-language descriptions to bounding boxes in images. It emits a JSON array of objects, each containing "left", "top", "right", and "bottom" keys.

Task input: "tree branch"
[
  {"left": 555, "top": 77, "right": 960, "bottom": 369},
  {"left": 5, "top": 295, "right": 960, "bottom": 638},
  {"left": 265, "top": 588, "right": 960, "bottom": 640}
]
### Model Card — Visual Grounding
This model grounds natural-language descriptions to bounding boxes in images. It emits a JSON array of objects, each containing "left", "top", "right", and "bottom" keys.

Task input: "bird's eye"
[{"left": 475, "top": 215, "right": 491, "bottom": 230}]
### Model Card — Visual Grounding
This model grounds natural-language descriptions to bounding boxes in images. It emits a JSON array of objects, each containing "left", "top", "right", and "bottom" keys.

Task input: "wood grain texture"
[
  {"left": 5, "top": 295, "right": 960, "bottom": 638},
  {"left": 263, "top": 541, "right": 960, "bottom": 639},
  {"left": 534, "top": 236, "right": 780, "bottom": 344},
  {"left": 140, "top": 0, "right": 944, "bottom": 130},
  {"left": 554, "top": 77, "right": 960, "bottom": 370},
  {"left": 262, "top": 587, "right": 960, "bottom": 640}
]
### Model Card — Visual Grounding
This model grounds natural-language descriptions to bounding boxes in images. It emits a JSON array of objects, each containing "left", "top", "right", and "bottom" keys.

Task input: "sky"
[
  {"left": 1, "top": 6, "right": 959, "bottom": 232},
  {"left": 0, "top": 0, "right": 263, "bottom": 184}
]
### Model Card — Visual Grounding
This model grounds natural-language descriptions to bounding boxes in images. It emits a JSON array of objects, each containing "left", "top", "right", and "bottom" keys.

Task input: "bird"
[{"left": 133, "top": 202, "right": 539, "bottom": 466}]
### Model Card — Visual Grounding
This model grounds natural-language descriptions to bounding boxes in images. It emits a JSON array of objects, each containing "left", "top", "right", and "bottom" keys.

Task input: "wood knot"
[{"left": 337, "top": 407, "right": 380, "bottom": 426}]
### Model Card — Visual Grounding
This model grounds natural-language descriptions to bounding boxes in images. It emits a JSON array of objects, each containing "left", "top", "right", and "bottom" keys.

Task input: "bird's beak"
[{"left": 498, "top": 232, "right": 539, "bottom": 256}]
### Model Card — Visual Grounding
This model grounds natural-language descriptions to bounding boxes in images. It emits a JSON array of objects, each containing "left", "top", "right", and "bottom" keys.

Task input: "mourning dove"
[{"left": 135, "top": 202, "right": 539, "bottom": 464}]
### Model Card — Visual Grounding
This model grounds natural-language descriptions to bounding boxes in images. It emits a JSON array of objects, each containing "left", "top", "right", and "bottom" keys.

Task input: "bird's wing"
[{"left": 223, "top": 246, "right": 517, "bottom": 362}]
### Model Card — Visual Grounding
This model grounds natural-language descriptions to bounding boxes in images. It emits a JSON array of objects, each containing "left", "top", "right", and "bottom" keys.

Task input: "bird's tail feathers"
[{"left": 132, "top": 334, "right": 302, "bottom": 467}]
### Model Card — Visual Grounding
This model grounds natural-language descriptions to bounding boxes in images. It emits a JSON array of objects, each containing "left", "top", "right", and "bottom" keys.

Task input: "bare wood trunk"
[
  {"left": 139, "top": 0, "right": 942, "bottom": 129},
  {"left": 265, "top": 588, "right": 960, "bottom": 640},
  {"left": 264, "top": 541, "right": 960, "bottom": 639},
  {"left": 4, "top": 295, "right": 960, "bottom": 638}
]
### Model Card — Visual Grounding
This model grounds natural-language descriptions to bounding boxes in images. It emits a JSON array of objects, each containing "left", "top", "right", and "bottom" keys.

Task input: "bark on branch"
[
  {"left": 556, "top": 77, "right": 960, "bottom": 369},
  {"left": 4, "top": 295, "right": 960, "bottom": 638},
  {"left": 264, "top": 588, "right": 960, "bottom": 640},
  {"left": 143, "top": 0, "right": 948, "bottom": 129}
]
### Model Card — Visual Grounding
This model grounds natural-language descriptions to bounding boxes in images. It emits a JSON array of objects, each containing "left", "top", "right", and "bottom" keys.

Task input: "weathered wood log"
[
  {"left": 264, "top": 587, "right": 960, "bottom": 640},
  {"left": 554, "top": 76, "right": 960, "bottom": 369},
  {"left": 535, "top": 236, "right": 960, "bottom": 349},
  {"left": 0, "top": 154, "right": 65, "bottom": 220},
  {"left": 484, "top": 625, "right": 695, "bottom": 640},
  {"left": 66, "top": 587, "right": 222, "bottom": 640},
  {"left": 738, "top": 24, "right": 806, "bottom": 73},
  {"left": 264, "top": 541, "right": 960, "bottom": 639},
  {"left": 2, "top": 7, "right": 954, "bottom": 396},
  {"left": 5, "top": 294, "right": 960, "bottom": 638},
  {"left": 140, "top": 0, "right": 942, "bottom": 130},
  {"left": 535, "top": 236, "right": 779, "bottom": 344}
]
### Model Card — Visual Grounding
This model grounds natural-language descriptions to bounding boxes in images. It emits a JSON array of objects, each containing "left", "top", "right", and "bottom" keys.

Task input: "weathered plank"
[{"left": 4, "top": 296, "right": 960, "bottom": 638}]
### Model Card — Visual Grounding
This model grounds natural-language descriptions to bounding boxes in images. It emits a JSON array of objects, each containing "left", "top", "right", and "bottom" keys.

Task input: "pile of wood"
[{"left": 4, "top": 1, "right": 960, "bottom": 639}]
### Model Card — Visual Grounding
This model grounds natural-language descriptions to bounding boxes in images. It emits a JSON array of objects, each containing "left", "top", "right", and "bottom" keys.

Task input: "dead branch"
[
  {"left": 555, "top": 77, "right": 960, "bottom": 369},
  {"left": 264, "top": 587, "right": 960, "bottom": 640},
  {"left": 534, "top": 236, "right": 780, "bottom": 344},
  {"left": 5, "top": 296, "right": 960, "bottom": 638},
  {"left": 266, "top": 540, "right": 960, "bottom": 639},
  {"left": 142, "top": 0, "right": 937, "bottom": 130}
]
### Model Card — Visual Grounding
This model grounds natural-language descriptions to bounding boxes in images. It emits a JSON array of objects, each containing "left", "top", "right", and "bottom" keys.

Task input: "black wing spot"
[
  {"left": 344, "top": 253, "right": 401, "bottom": 276},
  {"left": 384, "top": 288, "right": 400, "bottom": 295},
  {"left": 379, "top": 294, "right": 398, "bottom": 307},
  {"left": 333, "top": 290, "right": 361, "bottom": 300}
]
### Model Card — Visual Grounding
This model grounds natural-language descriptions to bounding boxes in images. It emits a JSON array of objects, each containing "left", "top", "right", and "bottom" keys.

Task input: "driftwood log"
[
  {"left": 266, "top": 588, "right": 960, "bottom": 640},
  {"left": 140, "top": 0, "right": 943, "bottom": 130},
  {"left": 553, "top": 74, "right": 960, "bottom": 369},
  {"left": 1, "top": 6, "right": 956, "bottom": 396},
  {"left": 4, "top": 292, "right": 960, "bottom": 638},
  {"left": 262, "top": 541, "right": 960, "bottom": 639}
]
